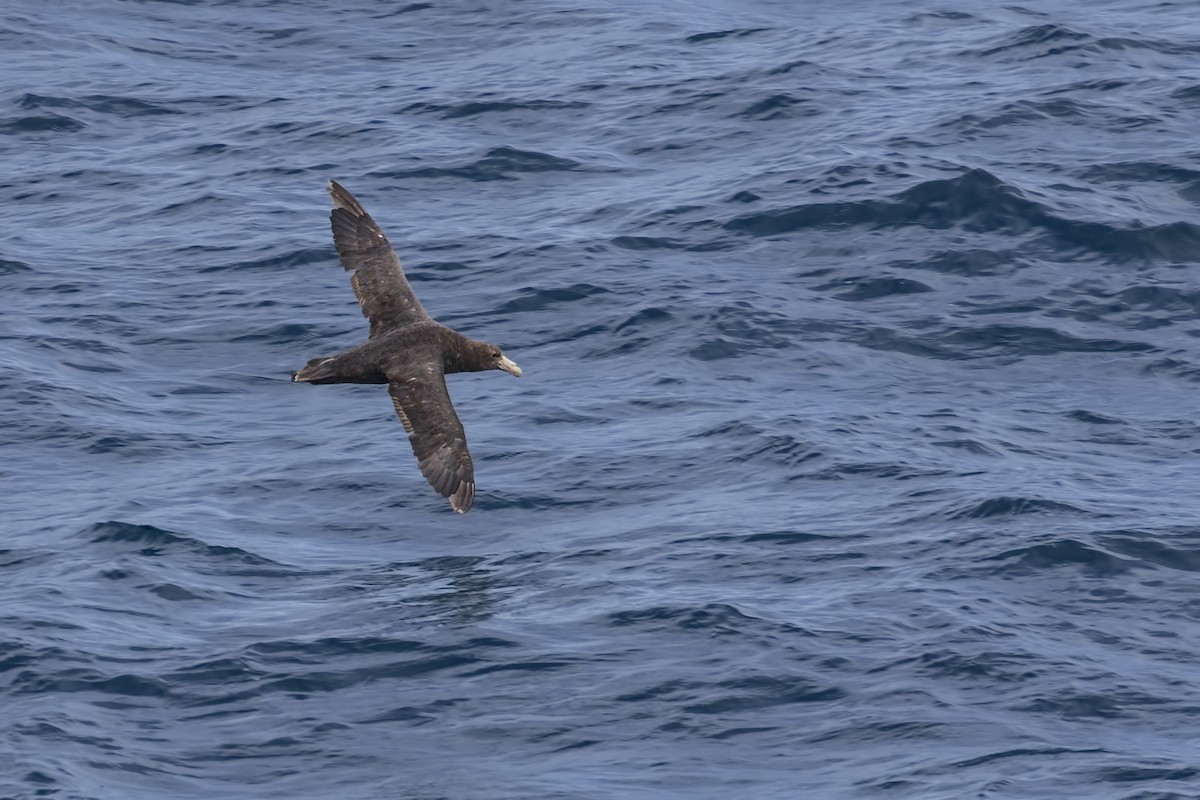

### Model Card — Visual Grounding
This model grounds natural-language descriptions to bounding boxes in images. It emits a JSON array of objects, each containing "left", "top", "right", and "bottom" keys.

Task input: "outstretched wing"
[
  {"left": 328, "top": 180, "right": 431, "bottom": 336},
  {"left": 386, "top": 363, "right": 475, "bottom": 513}
]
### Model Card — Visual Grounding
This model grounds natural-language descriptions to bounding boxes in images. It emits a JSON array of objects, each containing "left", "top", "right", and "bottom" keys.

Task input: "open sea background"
[{"left": 4, "top": 0, "right": 1200, "bottom": 797}]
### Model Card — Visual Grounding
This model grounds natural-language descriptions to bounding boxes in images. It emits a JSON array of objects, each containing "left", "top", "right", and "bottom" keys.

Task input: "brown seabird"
[{"left": 293, "top": 180, "right": 522, "bottom": 513}]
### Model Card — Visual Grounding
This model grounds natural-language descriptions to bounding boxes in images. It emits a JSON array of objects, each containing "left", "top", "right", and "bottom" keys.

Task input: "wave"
[
  {"left": 368, "top": 146, "right": 590, "bottom": 183},
  {"left": 985, "top": 538, "right": 1134, "bottom": 576},
  {"left": 401, "top": 99, "right": 589, "bottom": 119},
  {"left": 946, "top": 496, "right": 1092, "bottom": 520},
  {"left": 85, "top": 521, "right": 279, "bottom": 568},
  {"left": 726, "top": 168, "right": 1200, "bottom": 260}
]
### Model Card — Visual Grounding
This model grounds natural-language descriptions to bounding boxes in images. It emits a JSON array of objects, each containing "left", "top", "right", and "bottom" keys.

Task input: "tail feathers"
[{"left": 292, "top": 356, "right": 337, "bottom": 383}]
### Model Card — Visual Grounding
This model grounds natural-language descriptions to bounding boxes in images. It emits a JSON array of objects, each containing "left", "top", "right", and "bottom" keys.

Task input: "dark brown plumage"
[{"left": 293, "top": 180, "right": 522, "bottom": 513}]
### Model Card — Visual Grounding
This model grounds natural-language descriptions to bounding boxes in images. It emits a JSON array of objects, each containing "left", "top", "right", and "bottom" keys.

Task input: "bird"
[{"left": 292, "top": 180, "right": 521, "bottom": 513}]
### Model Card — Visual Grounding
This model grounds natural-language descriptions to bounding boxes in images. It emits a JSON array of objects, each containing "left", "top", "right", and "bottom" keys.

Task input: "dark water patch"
[
  {"left": 1080, "top": 161, "right": 1200, "bottom": 185},
  {"left": 497, "top": 283, "right": 609, "bottom": 314},
  {"left": 851, "top": 327, "right": 962, "bottom": 360},
  {"left": 1052, "top": 219, "right": 1200, "bottom": 261},
  {"left": 708, "top": 725, "right": 779, "bottom": 740},
  {"left": 644, "top": 90, "right": 730, "bottom": 118},
  {"left": 460, "top": 659, "right": 572, "bottom": 677},
  {"left": 1099, "top": 530, "right": 1200, "bottom": 572},
  {"left": 610, "top": 235, "right": 686, "bottom": 250},
  {"left": 823, "top": 276, "right": 933, "bottom": 301},
  {"left": 735, "top": 94, "right": 818, "bottom": 121},
  {"left": 199, "top": 246, "right": 330, "bottom": 273},
  {"left": 685, "top": 304, "right": 802, "bottom": 360},
  {"left": 725, "top": 196, "right": 879, "bottom": 234},
  {"left": 1141, "top": 356, "right": 1200, "bottom": 382},
  {"left": 169, "top": 636, "right": 525, "bottom": 694},
  {"left": 191, "top": 141, "right": 232, "bottom": 156},
  {"left": 376, "top": 2, "right": 434, "bottom": 15},
  {"left": 607, "top": 306, "right": 675, "bottom": 354},
  {"left": 0, "top": 642, "right": 42, "bottom": 676},
  {"left": 685, "top": 28, "right": 770, "bottom": 44},
  {"left": 1172, "top": 83, "right": 1200, "bottom": 107},
  {"left": 25, "top": 334, "right": 125, "bottom": 356},
  {"left": 740, "top": 530, "right": 840, "bottom": 545},
  {"left": 412, "top": 260, "right": 474, "bottom": 276},
  {"left": 947, "top": 496, "right": 1090, "bottom": 520},
  {"left": 1020, "top": 693, "right": 1150, "bottom": 719},
  {"left": 247, "top": 636, "right": 479, "bottom": 660},
  {"left": 231, "top": 322, "right": 323, "bottom": 344},
  {"left": 951, "top": 747, "right": 1106, "bottom": 769},
  {"left": 360, "top": 699, "right": 455, "bottom": 725},
  {"left": 974, "top": 23, "right": 1092, "bottom": 59},
  {"left": 85, "top": 521, "right": 278, "bottom": 567},
  {"left": 985, "top": 539, "right": 1136, "bottom": 576},
  {"left": 614, "top": 306, "right": 673, "bottom": 333},
  {"left": 907, "top": 10, "right": 977, "bottom": 23},
  {"left": 614, "top": 678, "right": 696, "bottom": 704},
  {"left": 18, "top": 93, "right": 180, "bottom": 117},
  {"left": 471, "top": 489, "right": 616, "bottom": 512},
  {"left": 728, "top": 169, "right": 1200, "bottom": 260},
  {"left": 1051, "top": 283, "right": 1200, "bottom": 331},
  {"left": 734, "top": 432, "right": 820, "bottom": 470},
  {"left": 765, "top": 58, "right": 818, "bottom": 76},
  {"left": 694, "top": 421, "right": 820, "bottom": 471},
  {"left": 13, "top": 668, "right": 170, "bottom": 698},
  {"left": 889, "top": 170, "right": 1048, "bottom": 233},
  {"left": 726, "top": 169, "right": 1041, "bottom": 235},
  {"left": 939, "top": 324, "right": 1153, "bottom": 358},
  {"left": 167, "top": 382, "right": 251, "bottom": 396},
  {"left": 930, "top": 438, "right": 1000, "bottom": 456},
  {"left": 169, "top": 656, "right": 269, "bottom": 687},
  {"left": 1092, "top": 35, "right": 1200, "bottom": 56},
  {"left": 84, "top": 433, "right": 222, "bottom": 458},
  {"left": 1108, "top": 285, "right": 1200, "bottom": 317},
  {"left": 0, "top": 114, "right": 85, "bottom": 134},
  {"left": 1065, "top": 409, "right": 1122, "bottom": 425},
  {"left": 883, "top": 650, "right": 1040, "bottom": 683},
  {"left": 670, "top": 529, "right": 841, "bottom": 547},
  {"left": 794, "top": 461, "right": 953, "bottom": 482},
  {"left": 607, "top": 603, "right": 805, "bottom": 636},
  {"left": 370, "top": 146, "right": 586, "bottom": 182},
  {"left": 0, "top": 548, "right": 59, "bottom": 571},
  {"left": 1094, "top": 764, "right": 1200, "bottom": 784},
  {"left": 148, "top": 583, "right": 207, "bottom": 602},
  {"left": 402, "top": 99, "right": 589, "bottom": 119},
  {"left": 683, "top": 676, "right": 844, "bottom": 713},
  {"left": 955, "top": 97, "right": 1083, "bottom": 128},
  {"left": 63, "top": 360, "right": 123, "bottom": 374},
  {"left": 0, "top": 258, "right": 33, "bottom": 274}
]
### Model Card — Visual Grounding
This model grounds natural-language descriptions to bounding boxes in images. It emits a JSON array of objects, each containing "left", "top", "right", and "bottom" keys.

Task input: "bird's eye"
[{"left": 491, "top": 350, "right": 501, "bottom": 358}]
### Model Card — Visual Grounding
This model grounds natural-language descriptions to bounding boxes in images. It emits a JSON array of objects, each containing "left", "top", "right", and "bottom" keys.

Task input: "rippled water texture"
[{"left": 5, "top": 1, "right": 1200, "bottom": 798}]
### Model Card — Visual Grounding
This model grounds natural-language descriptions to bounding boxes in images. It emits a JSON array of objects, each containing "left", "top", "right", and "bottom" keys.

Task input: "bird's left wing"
[
  {"left": 328, "top": 180, "right": 431, "bottom": 336},
  {"left": 386, "top": 362, "right": 475, "bottom": 513}
]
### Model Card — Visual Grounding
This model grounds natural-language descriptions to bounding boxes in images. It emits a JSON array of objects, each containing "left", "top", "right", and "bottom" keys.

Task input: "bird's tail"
[{"left": 292, "top": 356, "right": 338, "bottom": 383}]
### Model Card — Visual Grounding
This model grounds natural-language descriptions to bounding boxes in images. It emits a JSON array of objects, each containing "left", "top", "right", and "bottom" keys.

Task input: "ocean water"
[{"left": 4, "top": 0, "right": 1200, "bottom": 797}]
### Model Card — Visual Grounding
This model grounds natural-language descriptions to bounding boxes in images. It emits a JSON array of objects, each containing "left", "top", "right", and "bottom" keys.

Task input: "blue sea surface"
[{"left": 4, "top": 1, "right": 1200, "bottom": 797}]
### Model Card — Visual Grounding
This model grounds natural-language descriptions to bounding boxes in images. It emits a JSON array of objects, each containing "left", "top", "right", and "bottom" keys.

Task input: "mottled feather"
[
  {"left": 328, "top": 180, "right": 430, "bottom": 336},
  {"left": 387, "top": 364, "right": 476, "bottom": 514}
]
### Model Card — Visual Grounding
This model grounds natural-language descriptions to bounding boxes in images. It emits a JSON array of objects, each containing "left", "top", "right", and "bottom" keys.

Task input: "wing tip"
[
  {"left": 327, "top": 179, "right": 359, "bottom": 213},
  {"left": 450, "top": 482, "right": 475, "bottom": 514}
]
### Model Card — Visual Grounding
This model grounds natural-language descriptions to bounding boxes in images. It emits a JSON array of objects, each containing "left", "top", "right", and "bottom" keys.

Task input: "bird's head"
[
  {"left": 453, "top": 338, "right": 522, "bottom": 377},
  {"left": 487, "top": 346, "right": 522, "bottom": 377}
]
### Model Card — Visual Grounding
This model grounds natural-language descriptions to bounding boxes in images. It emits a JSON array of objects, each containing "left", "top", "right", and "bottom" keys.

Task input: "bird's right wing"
[
  {"left": 386, "top": 362, "right": 475, "bottom": 513},
  {"left": 328, "top": 180, "right": 431, "bottom": 336}
]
